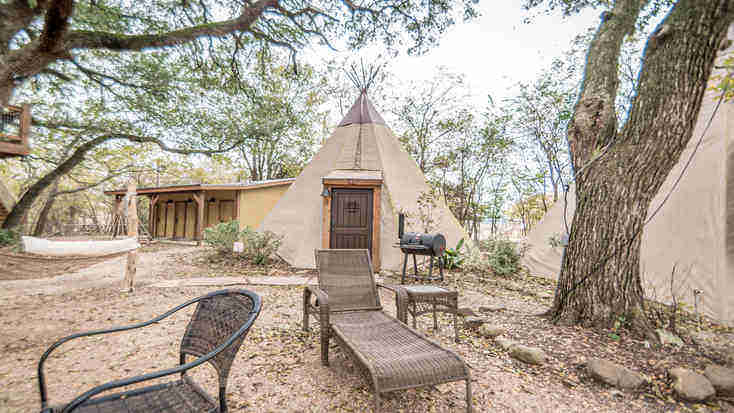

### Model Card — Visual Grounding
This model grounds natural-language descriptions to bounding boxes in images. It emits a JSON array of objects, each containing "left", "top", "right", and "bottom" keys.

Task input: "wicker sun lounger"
[
  {"left": 37, "top": 289, "right": 262, "bottom": 413},
  {"left": 303, "top": 249, "right": 471, "bottom": 412}
]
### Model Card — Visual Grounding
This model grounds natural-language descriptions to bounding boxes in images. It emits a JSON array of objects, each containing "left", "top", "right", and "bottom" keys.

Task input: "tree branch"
[{"left": 63, "top": 0, "right": 276, "bottom": 52}]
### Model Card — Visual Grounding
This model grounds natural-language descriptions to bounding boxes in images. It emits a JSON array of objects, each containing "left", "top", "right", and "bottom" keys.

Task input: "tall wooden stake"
[{"left": 123, "top": 181, "right": 137, "bottom": 292}]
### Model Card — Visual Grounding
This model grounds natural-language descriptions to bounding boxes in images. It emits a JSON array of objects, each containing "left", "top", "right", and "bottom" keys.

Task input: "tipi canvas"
[
  {"left": 260, "top": 91, "right": 468, "bottom": 271},
  {"left": 523, "top": 29, "right": 734, "bottom": 326}
]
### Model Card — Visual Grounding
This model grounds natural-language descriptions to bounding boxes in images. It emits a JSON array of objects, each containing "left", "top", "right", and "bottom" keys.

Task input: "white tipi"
[
  {"left": 260, "top": 91, "right": 468, "bottom": 271},
  {"left": 522, "top": 27, "right": 734, "bottom": 326}
]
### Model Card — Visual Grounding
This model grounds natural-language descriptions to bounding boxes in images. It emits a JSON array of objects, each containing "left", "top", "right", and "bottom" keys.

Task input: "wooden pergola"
[{"left": 0, "top": 104, "right": 31, "bottom": 158}]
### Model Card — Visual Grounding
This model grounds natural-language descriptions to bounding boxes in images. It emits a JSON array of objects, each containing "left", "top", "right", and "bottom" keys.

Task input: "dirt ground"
[{"left": 1, "top": 244, "right": 733, "bottom": 412}]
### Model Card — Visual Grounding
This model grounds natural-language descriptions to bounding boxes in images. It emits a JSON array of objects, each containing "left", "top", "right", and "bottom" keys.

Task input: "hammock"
[{"left": 21, "top": 236, "right": 139, "bottom": 257}]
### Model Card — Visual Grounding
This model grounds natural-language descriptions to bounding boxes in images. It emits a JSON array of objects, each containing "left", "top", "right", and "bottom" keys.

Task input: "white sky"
[{"left": 383, "top": 3, "right": 601, "bottom": 105}]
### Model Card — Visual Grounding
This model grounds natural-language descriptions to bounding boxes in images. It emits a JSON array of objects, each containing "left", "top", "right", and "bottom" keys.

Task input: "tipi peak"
[{"left": 338, "top": 91, "right": 386, "bottom": 127}]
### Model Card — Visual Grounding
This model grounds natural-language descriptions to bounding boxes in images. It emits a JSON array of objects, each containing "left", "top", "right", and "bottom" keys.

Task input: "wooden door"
[
  {"left": 219, "top": 200, "right": 234, "bottom": 223},
  {"left": 330, "top": 188, "right": 373, "bottom": 251},
  {"left": 174, "top": 201, "right": 186, "bottom": 239}
]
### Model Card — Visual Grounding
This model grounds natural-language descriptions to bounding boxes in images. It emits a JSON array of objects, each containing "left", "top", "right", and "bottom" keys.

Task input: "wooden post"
[
  {"left": 123, "top": 181, "right": 137, "bottom": 292},
  {"left": 149, "top": 194, "right": 159, "bottom": 238},
  {"left": 193, "top": 191, "right": 205, "bottom": 245}
]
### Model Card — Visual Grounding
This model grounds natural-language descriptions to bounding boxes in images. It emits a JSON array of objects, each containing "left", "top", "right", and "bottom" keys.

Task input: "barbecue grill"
[{"left": 397, "top": 213, "right": 446, "bottom": 283}]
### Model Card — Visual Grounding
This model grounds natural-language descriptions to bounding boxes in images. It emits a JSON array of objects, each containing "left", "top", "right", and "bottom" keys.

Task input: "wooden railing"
[{"left": 0, "top": 104, "right": 31, "bottom": 157}]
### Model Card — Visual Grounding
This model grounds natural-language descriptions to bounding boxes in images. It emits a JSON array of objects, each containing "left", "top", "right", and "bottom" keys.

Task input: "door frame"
[{"left": 321, "top": 177, "right": 382, "bottom": 270}]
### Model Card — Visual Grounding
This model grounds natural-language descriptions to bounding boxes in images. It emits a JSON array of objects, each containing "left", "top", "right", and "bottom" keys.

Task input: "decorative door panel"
[{"left": 330, "top": 189, "right": 373, "bottom": 252}]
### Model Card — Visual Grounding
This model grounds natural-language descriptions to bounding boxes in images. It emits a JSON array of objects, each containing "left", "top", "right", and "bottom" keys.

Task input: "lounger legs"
[
  {"left": 302, "top": 289, "right": 310, "bottom": 332},
  {"left": 374, "top": 391, "right": 381, "bottom": 413},
  {"left": 321, "top": 326, "right": 330, "bottom": 366},
  {"left": 466, "top": 378, "right": 472, "bottom": 413}
]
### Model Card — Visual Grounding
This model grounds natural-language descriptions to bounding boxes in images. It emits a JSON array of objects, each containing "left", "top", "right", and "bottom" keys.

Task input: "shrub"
[
  {"left": 240, "top": 226, "right": 283, "bottom": 265},
  {"left": 483, "top": 238, "right": 527, "bottom": 276},
  {"left": 203, "top": 221, "right": 241, "bottom": 254},
  {"left": 443, "top": 238, "right": 465, "bottom": 270},
  {"left": 0, "top": 228, "right": 19, "bottom": 247}
]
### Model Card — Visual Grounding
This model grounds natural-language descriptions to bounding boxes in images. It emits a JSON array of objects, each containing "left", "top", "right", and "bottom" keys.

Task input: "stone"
[
  {"left": 478, "top": 304, "right": 506, "bottom": 313},
  {"left": 495, "top": 337, "right": 518, "bottom": 351},
  {"left": 669, "top": 368, "right": 715, "bottom": 402},
  {"left": 457, "top": 307, "right": 477, "bottom": 317},
  {"left": 510, "top": 345, "right": 546, "bottom": 365},
  {"left": 463, "top": 316, "right": 485, "bottom": 330},
  {"left": 586, "top": 358, "right": 646, "bottom": 390},
  {"left": 479, "top": 325, "right": 506, "bottom": 339},
  {"left": 656, "top": 329, "right": 684, "bottom": 346},
  {"left": 704, "top": 365, "right": 734, "bottom": 397}
]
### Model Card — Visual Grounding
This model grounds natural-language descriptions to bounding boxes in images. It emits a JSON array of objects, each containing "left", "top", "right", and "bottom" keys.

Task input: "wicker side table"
[{"left": 389, "top": 285, "right": 459, "bottom": 343}]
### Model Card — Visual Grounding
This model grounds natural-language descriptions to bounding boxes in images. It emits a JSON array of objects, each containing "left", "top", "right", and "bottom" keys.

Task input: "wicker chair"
[
  {"left": 37, "top": 289, "right": 262, "bottom": 413},
  {"left": 303, "top": 249, "right": 471, "bottom": 412}
]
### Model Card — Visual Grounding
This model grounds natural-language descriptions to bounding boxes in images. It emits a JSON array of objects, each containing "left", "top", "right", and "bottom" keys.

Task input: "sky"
[{"left": 375, "top": 3, "right": 602, "bottom": 106}]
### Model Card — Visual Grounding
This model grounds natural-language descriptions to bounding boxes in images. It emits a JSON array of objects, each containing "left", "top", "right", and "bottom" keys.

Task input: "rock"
[
  {"left": 496, "top": 337, "right": 518, "bottom": 351},
  {"left": 656, "top": 329, "right": 684, "bottom": 346},
  {"left": 478, "top": 304, "right": 506, "bottom": 313},
  {"left": 509, "top": 345, "right": 546, "bottom": 365},
  {"left": 463, "top": 316, "right": 485, "bottom": 330},
  {"left": 457, "top": 307, "right": 477, "bottom": 317},
  {"left": 669, "top": 368, "right": 715, "bottom": 402},
  {"left": 586, "top": 358, "right": 646, "bottom": 390},
  {"left": 479, "top": 325, "right": 506, "bottom": 338},
  {"left": 704, "top": 365, "right": 734, "bottom": 396}
]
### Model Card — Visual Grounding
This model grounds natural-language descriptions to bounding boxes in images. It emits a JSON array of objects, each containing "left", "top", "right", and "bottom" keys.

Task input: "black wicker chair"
[{"left": 37, "top": 289, "right": 262, "bottom": 413}]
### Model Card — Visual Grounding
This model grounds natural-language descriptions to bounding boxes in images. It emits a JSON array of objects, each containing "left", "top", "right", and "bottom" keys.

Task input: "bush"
[
  {"left": 483, "top": 238, "right": 527, "bottom": 276},
  {"left": 240, "top": 226, "right": 283, "bottom": 265},
  {"left": 443, "top": 238, "right": 465, "bottom": 270},
  {"left": 203, "top": 221, "right": 241, "bottom": 254},
  {"left": 0, "top": 228, "right": 19, "bottom": 247}
]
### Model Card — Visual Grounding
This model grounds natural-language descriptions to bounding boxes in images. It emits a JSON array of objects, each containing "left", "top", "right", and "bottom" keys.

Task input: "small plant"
[
  {"left": 0, "top": 228, "right": 19, "bottom": 247},
  {"left": 548, "top": 232, "right": 567, "bottom": 248},
  {"left": 484, "top": 238, "right": 526, "bottom": 276},
  {"left": 203, "top": 221, "right": 241, "bottom": 254},
  {"left": 608, "top": 315, "right": 626, "bottom": 341},
  {"left": 443, "top": 238, "right": 465, "bottom": 270},
  {"left": 240, "top": 226, "right": 283, "bottom": 266}
]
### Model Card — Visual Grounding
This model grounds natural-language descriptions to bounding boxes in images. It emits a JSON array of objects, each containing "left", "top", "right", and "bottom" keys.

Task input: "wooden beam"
[
  {"left": 149, "top": 194, "right": 159, "bottom": 238},
  {"left": 0, "top": 141, "right": 29, "bottom": 156},
  {"left": 234, "top": 190, "right": 240, "bottom": 221},
  {"left": 322, "top": 186, "right": 331, "bottom": 249},
  {"left": 372, "top": 186, "right": 381, "bottom": 271},
  {"left": 193, "top": 191, "right": 205, "bottom": 243},
  {"left": 19, "top": 104, "right": 30, "bottom": 151},
  {"left": 321, "top": 178, "right": 383, "bottom": 187}
]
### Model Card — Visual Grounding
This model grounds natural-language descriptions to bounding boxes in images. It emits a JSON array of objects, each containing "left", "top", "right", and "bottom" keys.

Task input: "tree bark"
[
  {"left": 33, "top": 178, "right": 59, "bottom": 236},
  {"left": 550, "top": 0, "right": 734, "bottom": 330}
]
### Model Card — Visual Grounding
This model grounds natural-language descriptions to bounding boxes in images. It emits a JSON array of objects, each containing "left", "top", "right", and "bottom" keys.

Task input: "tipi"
[
  {"left": 523, "top": 27, "right": 734, "bottom": 326},
  {"left": 260, "top": 90, "right": 468, "bottom": 271}
]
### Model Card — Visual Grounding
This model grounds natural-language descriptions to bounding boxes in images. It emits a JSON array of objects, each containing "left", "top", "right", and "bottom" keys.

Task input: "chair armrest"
[
  {"left": 39, "top": 293, "right": 217, "bottom": 411},
  {"left": 376, "top": 283, "right": 409, "bottom": 324},
  {"left": 55, "top": 302, "right": 260, "bottom": 413}
]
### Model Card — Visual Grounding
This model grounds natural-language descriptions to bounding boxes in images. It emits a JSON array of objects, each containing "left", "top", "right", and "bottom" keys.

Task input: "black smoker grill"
[{"left": 397, "top": 213, "right": 446, "bottom": 284}]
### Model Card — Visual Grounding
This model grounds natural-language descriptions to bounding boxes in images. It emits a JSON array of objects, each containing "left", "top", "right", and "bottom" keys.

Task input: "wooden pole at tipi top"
[{"left": 122, "top": 180, "right": 137, "bottom": 292}]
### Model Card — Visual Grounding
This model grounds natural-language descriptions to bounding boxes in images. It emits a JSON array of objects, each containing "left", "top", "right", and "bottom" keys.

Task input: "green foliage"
[
  {"left": 0, "top": 228, "right": 19, "bottom": 246},
  {"left": 240, "top": 226, "right": 283, "bottom": 266},
  {"left": 203, "top": 221, "right": 241, "bottom": 254},
  {"left": 482, "top": 238, "right": 527, "bottom": 277},
  {"left": 443, "top": 238, "right": 465, "bottom": 270}
]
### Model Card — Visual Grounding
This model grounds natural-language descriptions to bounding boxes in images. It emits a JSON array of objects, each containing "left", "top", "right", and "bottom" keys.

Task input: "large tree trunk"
[
  {"left": 550, "top": 0, "right": 733, "bottom": 330},
  {"left": 33, "top": 179, "right": 60, "bottom": 236}
]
